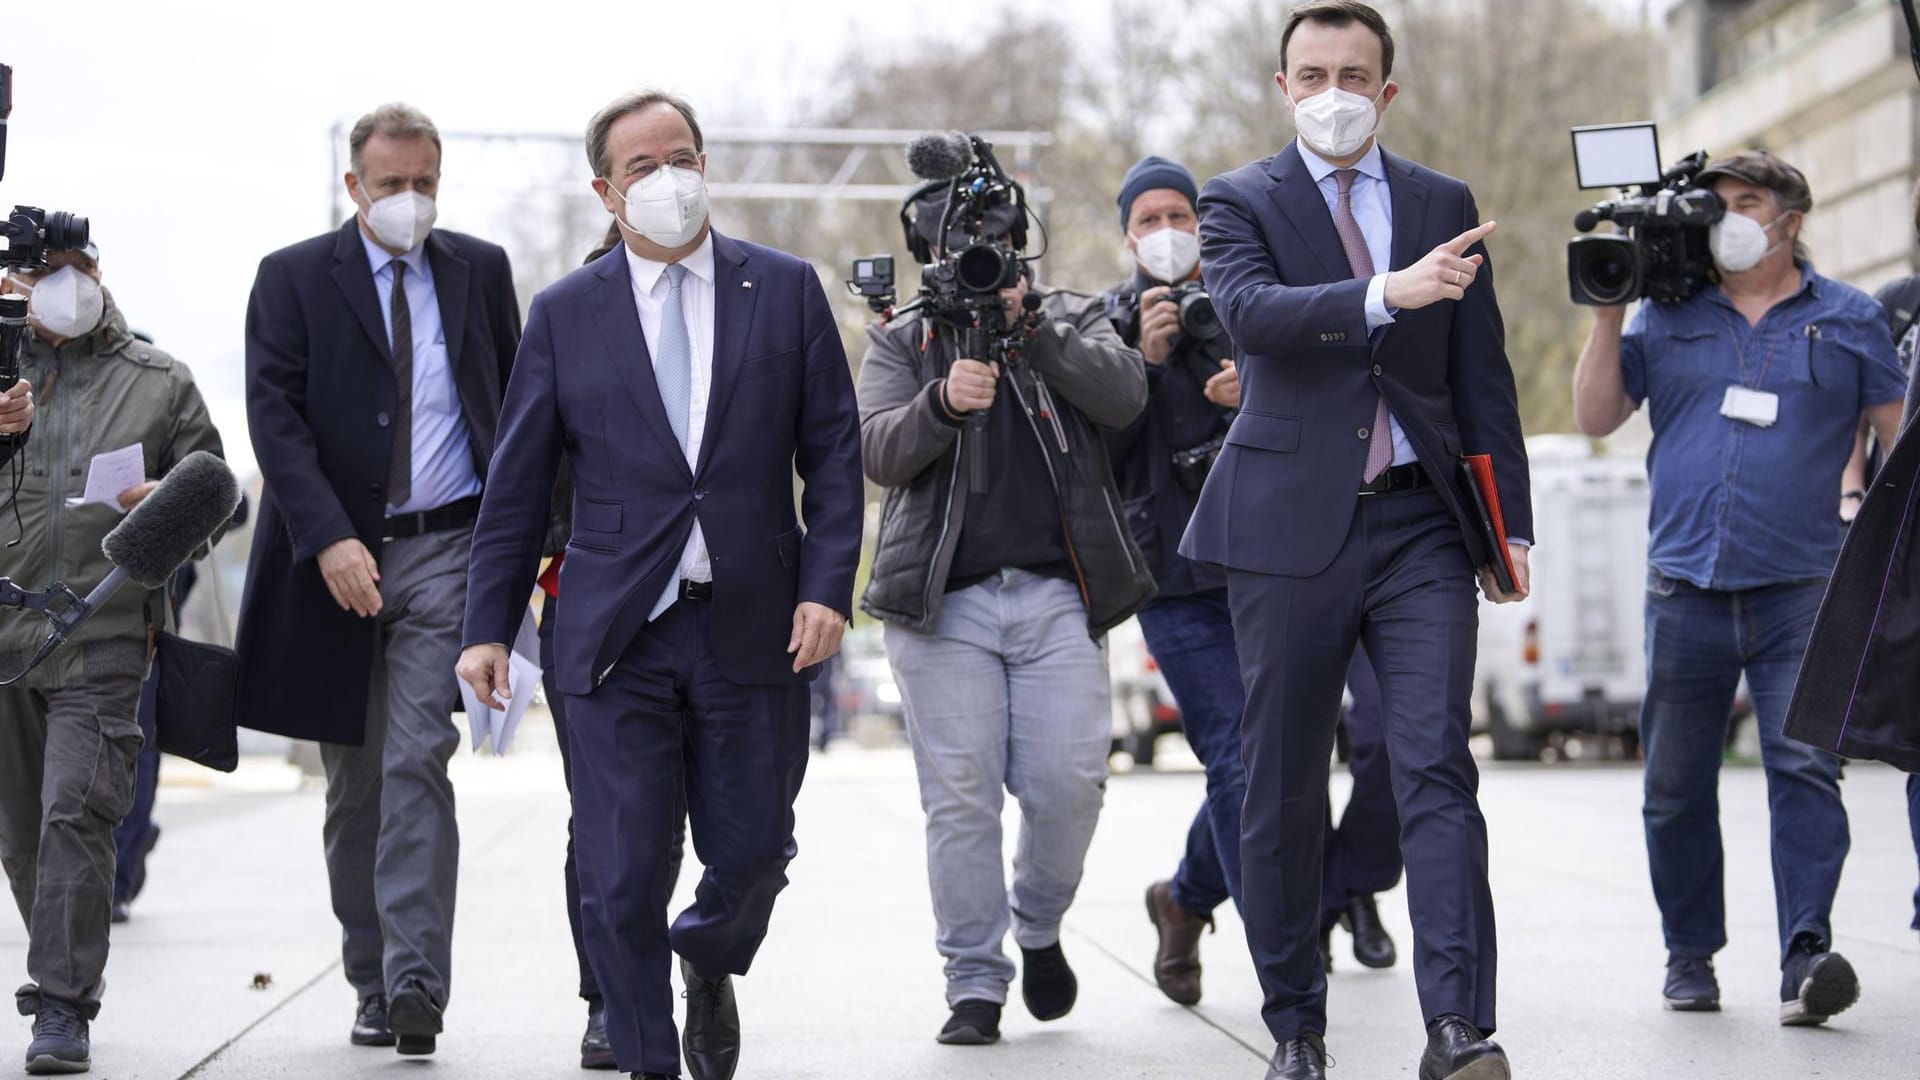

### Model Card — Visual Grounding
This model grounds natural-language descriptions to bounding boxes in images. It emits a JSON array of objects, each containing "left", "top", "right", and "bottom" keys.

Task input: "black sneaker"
[
  {"left": 1779, "top": 934, "right": 1859, "bottom": 1026},
  {"left": 936, "top": 999, "right": 1001, "bottom": 1045},
  {"left": 25, "top": 998, "right": 90, "bottom": 1075},
  {"left": 1020, "top": 942, "right": 1078, "bottom": 1022},
  {"left": 1662, "top": 954, "right": 1720, "bottom": 1011}
]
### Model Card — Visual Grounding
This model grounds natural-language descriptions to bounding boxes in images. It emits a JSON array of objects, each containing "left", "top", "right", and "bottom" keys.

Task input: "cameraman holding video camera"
[
  {"left": 858, "top": 158, "right": 1152, "bottom": 1046},
  {"left": 0, "top": 240, "right": 222, "bottom": 1075},
  {"left": 1573, "top": 149, "right": 1904, "bottom": 1025}
]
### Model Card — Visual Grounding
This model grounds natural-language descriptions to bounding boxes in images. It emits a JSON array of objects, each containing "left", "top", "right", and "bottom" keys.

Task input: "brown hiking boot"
[{"left": 1144, "top": 880, "right": 1214, "bottom": 1006}]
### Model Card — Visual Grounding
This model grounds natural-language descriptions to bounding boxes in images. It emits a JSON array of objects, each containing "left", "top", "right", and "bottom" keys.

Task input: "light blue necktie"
[{"left": 649, "top": 262, "right": 693, "bottom": 621}]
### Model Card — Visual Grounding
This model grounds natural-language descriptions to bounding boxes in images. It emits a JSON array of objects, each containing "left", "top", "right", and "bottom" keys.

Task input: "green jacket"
[{"left": 0, "top": 291, "right": 225, "bottom": 688}]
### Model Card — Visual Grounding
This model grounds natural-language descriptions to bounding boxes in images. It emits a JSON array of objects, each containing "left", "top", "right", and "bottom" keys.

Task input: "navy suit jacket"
[
  {"left": 239, "top": 222, "right": 520, "bottom": 744},
  {"left": 1179, "top": 141, "right": 1530, "bottom": 577},
  {"left": 463, "top": 231, "right": 865, "bottom": 695}
]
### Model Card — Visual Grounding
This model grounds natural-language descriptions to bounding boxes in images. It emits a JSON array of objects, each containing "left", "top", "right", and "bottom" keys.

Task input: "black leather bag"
[{"left": 152, "top": 630, "right": 240, "bottom": 773}]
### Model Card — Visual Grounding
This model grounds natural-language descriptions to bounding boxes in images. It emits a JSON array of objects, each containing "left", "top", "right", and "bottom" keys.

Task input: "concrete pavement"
[{"left": 5, "top": 716, "right": 1918, "bottom": 1079}]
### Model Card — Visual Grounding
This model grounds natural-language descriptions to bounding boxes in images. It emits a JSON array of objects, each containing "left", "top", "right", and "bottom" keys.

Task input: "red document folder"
[{"left": 1458, "top": 454, "right": 1518, "bottom": 594}]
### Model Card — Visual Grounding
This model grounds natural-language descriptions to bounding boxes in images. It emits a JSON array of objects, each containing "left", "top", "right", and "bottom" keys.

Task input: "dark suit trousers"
[
  {"left": 540, "top": 593, "right": 689, "bottom": 1006},
  {"left": 562, "top": 598, "right": 809, "bottom": 1077},
  {"left": 1321, "top": 644, "right": 1404, "bottom": 927},
  {"left": 1229, "top": 486, "right": 1495, "bottom": 1041}
]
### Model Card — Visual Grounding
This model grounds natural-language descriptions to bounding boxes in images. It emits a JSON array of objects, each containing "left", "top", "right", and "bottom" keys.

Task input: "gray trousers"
[
  {"left": 0, "top": 672, "right": 144, "bottom": 1015},
  {"left": 883, "top": 570, "right": 1112, "bottom": 1006},
  {"left": 320, "top": 527, "right": 466, "bottom": 1008}
]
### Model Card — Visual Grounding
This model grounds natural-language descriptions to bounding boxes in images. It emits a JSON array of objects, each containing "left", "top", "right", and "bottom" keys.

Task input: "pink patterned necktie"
[{"left": 1334, "top": 168, "right": 1394, "bottom": 483}]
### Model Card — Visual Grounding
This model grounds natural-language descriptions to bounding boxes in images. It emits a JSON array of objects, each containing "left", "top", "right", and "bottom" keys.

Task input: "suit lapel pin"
[{"left": 742, "top": 281, "right": 754, "bottom": 289}]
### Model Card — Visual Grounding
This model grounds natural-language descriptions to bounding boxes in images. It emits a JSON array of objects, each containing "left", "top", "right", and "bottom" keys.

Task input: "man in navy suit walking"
[
  {"left": 458, "top": 92, "right": 864, "bottom": 1080},
  {"left": 1183, "top": 4, "right": 1532, "bottom": 1078}
]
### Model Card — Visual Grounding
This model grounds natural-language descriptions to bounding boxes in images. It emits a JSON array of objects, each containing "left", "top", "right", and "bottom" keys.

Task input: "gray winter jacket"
[{"left": 856, "top": 286, "right": 1154, "bottom": 635}]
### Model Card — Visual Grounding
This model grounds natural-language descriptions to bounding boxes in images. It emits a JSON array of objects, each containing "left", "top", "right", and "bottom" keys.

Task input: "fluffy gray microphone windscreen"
[
  {"left": 906, "top": 131, "right": 973, "bottom": 182},
  {"left": 101, "top": 451, "right": 241, "bottom": 589}
]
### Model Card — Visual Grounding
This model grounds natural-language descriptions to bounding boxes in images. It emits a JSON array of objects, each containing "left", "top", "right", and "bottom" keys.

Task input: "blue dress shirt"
[
  {"left": 1622, "top": 264, "right": 1908, "bottom": 589},
  {"left": 360, "top": 230, "right": 482, "bottom": 515}
]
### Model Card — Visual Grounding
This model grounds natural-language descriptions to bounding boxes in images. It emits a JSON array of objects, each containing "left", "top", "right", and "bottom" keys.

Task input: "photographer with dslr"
[
  {"left": 1573, "top": 150, "right": 1904, "bottom": 1024},
  {"left": 0, "top": 241, "right": 222, "bottom": 1075},
  {"left": 858, "top": 166, "right": 1151, "bottom": 1046}
]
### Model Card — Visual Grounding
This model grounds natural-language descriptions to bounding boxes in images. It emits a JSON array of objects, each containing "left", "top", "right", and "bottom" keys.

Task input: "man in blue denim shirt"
[{"left": 1574, "top": 150, "right": 1905, "bottom": 1026}]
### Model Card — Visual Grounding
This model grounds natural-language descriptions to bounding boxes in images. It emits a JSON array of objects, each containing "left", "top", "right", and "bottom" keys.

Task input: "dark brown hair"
[
  {"left": 1281, "top": 1, "right": 1395, "bottom": 79},
  {"left": 586, "top": 91, "right": 705, "bottom": 180}
]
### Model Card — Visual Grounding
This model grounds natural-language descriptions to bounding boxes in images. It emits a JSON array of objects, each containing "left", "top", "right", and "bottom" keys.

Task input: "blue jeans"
[
  {"left": 1136, "top": 591, "right": 1249, "bottom": 916},
  {"left": 1641, "top": 571, "right": 1848, "bottom": 964}
]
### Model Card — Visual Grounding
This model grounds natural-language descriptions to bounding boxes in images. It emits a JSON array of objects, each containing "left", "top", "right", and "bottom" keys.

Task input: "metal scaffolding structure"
[{"left": 327, "top": 124, "right": 1054, "bottom": 227}]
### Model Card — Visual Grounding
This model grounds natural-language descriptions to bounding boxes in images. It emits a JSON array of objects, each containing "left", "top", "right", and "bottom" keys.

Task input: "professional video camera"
[
  {"left": 0, "top": 63, "right": 92, "bottom": 396},
  {"left": 848, "top": 130, "right": 1039, "bottom": 326},
  {"left": 1566, "top": 122, "right": 1721, "bottom": 306},
  {"left": 848, "top": 131, "right": 1048, "bottom": 492},
  {"left": 0, "top": 66, "right": 90, "bottom": 275}
]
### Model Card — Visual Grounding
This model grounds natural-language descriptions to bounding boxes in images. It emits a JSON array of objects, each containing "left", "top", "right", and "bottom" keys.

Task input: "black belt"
[
  {"left": 382, "top": 496, "right": 481, "bottom": 542},
  {"left": 1357, "top": 463, "right": 1428, "bottom": 496},
  {"left": 679, "top": 579, "right": 712, "bottom": 601}
]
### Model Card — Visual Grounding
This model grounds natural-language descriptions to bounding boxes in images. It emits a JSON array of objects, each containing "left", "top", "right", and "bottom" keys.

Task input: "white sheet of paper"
[
  {"left": 66, "top": 443, "right": 146, "bottom": 511},
  {"left": 460, "top": 609, "right": 542, "bottom": 755}
]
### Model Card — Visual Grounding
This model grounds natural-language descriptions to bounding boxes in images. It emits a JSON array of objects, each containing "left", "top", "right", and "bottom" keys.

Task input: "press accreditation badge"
[{"left": 1720, "top": 386, "right": 1779, "bottom": 428}]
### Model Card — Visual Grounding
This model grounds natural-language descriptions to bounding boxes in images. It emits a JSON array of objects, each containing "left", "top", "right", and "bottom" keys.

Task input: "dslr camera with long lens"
[
  {"left": 1112, "top": 279, "right": 1221, "bottom": 346},
  {"left": 0, "top": 63, "right": 93, "bottom": 393},
  {"left": 1566, "top": 122, "right": 1720, "bottom": 306}
]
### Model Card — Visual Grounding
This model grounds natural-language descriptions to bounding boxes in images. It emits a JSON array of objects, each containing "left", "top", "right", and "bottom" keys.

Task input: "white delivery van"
[{"left": 1474, "top": 436, "right": 1650, "bottom": 760}]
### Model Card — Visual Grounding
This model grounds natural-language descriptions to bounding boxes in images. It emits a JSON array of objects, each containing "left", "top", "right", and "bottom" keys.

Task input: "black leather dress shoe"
[
  {"left": 1419, "top": 1015, "right": 1509, "bottom": 1080},
  {"left": 582, "top": 998, "right": 616, "bottom": 1069},
  {"left": 387, "top": 984, "right": 442, "bottom": 1057},
  {"left": 680, "top": 957, "right": 739, "bottom": 1080},
  {"left": 1265, "top": 1034, "right": 1327, "bottom": 1080},
  {"left": 350, "top": 994, "right": 395, "bottom": 1047},
  {"left": 1340, "top": 894, "right": 1397, "bottom": 969}
]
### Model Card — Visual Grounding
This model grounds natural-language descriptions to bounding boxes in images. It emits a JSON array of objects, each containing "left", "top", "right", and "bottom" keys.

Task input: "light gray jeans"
[{"left": 884, "top": 569, "right": 1112, "bottom": 1006}]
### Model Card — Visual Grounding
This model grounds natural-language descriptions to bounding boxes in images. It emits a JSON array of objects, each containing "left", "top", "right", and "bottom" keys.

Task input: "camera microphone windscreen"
[
  {"left": 100, "top": 451, "right": 241, "bottom": 589},
  {"left": 906, "top": 131, "right": 973, "bottom": 182}
]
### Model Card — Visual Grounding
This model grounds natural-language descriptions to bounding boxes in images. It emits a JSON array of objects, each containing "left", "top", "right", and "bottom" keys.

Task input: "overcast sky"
[
  {"left": 13, "top": 0, "right": 1659, "bottom": 478},
  {"left": 11, "top": 0, "right": 1128, "bottom": 477}
]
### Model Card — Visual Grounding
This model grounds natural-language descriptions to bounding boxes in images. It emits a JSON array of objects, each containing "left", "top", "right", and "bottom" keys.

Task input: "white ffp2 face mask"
[
  {"left": 20, "top": 266, "right": 105, "bottom": 340},
  {"left": 362, "top": 190, "right": 438, "bottom": 252},
  {"left": 1290, "top": 85, "right": 1387, "bottom": 159},
  {"left": 1131, "top": 226, "right": 1201, "bottom": 284},
  {"left": 613, "top": 166, "right": 710, "bottom": 249},
  {"left": 1709, "top": 211, "right": 1788, "bottom": 274}
]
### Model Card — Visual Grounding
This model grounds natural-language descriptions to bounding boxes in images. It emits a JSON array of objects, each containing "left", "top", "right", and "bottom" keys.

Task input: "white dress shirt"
[
  {"left": 624, "top": 235, "right": 716, "bottom": 585},
  {"left": 1295, "top": 140, "right": 1416, "bottom": 467}
]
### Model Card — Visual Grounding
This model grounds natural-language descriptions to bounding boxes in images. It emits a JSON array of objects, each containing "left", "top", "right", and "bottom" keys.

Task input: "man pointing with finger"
[{"left": 1182, "top": 4, "right": 1531, "bottom": 1079}]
